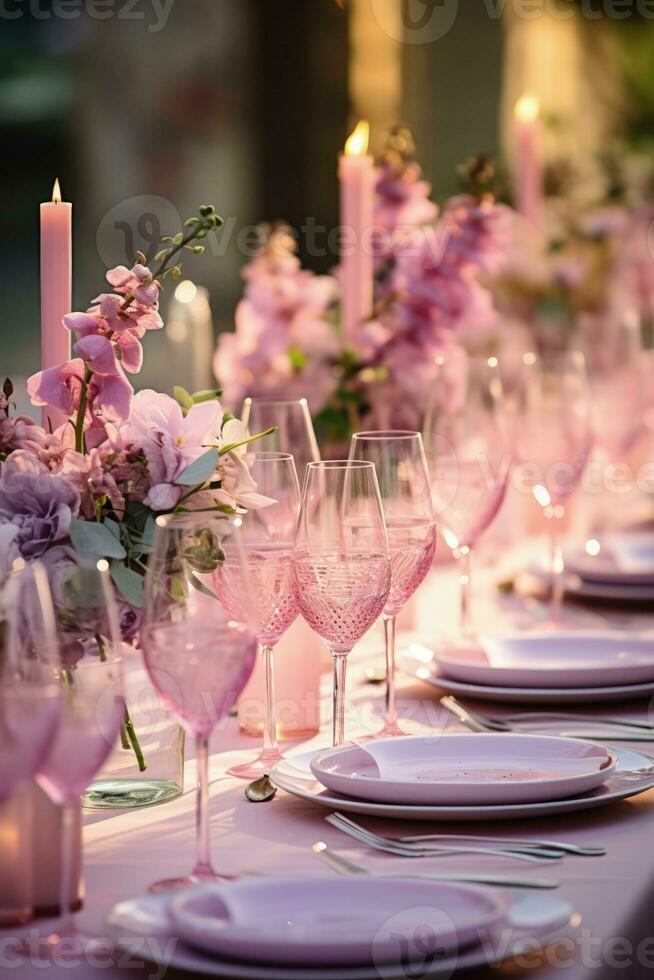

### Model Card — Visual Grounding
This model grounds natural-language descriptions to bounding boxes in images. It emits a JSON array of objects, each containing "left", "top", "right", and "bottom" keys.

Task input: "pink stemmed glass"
[
  {"left": 516, "top": 351, "right": 593, "bottom": 623},
  {"left": 243, "top": 398, "right": 320, "bottom": 480},
  {"left": 349, "top": 432, "right": 435, "bottom": 737},
  {"left": 292, "top": 460, "right": 391, "bottom": 747},
  {"left": 423, "top": 356, "right": 510, "bottom": 638},
  {"left": 142, "top": 514, "right": 257, "bottom": 891},
  {"left": 0, "top": 562, "right": 61, "bottom": 807},
  {"left": 213, "top": 452, "right": 301, "bottom": 780},
  {"left": 29, "top": 560, "right": 124, "bottom": 957}
]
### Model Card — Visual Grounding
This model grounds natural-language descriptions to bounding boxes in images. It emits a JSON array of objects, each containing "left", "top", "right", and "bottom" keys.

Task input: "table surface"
[{"left": 7, "top": 549, "right": 654, "bottom": 980}]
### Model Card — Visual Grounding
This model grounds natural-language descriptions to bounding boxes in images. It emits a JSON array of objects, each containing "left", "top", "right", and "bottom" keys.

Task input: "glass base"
[
  {"left": 81, "top": 777, "right": 182, "bottom": 810},
  {"left": 148, "top": 871, "right": 234, "bottom": 894},
  {"left": 228, "top": 749, "right": 283, "bottom": 781},
  {"left": 358, "top": 722, "right": 412, "bottom": 741}
]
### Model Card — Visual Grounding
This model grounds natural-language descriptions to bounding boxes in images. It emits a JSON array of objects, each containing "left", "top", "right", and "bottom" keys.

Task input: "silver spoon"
[{"left": 245, "top": 775, "right": 277, "bottom": 802}]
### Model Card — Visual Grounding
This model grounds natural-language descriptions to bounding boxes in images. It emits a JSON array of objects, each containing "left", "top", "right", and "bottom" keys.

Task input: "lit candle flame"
[
  {"left": 344, "top": 120, "right": 370, "bottom": 157},
  {"left": 514, "top": 92, "right": 540, "bottom": 125},
  {"left": 52, "top": 178, "right": 62, "bottom": 204}
]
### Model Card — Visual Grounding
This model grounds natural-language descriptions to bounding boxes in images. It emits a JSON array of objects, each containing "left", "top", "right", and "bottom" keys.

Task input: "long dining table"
[{"left": 6, "top": 546, "right": 654, "bottom": 980}]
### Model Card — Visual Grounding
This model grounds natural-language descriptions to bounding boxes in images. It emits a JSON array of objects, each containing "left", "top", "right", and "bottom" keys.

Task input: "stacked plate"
[
  {"left": 562, "top": 529, "right": 654, "bottom": 605},
  {"left": 107, "top": 874, "right": 575, "bottom": 978},
  {"left": 400, "top": 630, "right": 654, "bottom": 704},
  {"left": 270, "top": 734, "right": 654, "bottom": 821}
]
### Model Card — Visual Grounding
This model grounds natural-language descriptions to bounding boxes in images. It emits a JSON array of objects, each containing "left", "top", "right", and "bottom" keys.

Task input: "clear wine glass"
[
  {"left": 213, "top": 452, "right": 301, "bottom": 779},
  {"left": 581, "top": 310, "right": 645, "bottom": 462},
  {"left": 142, "top": 513, "right": 258, "bottom": 890},
  {"left": 349, "top": 432, "right": 435, "bottom": 737},
  {"left": 242, "top": 397, "right": 320, "bottom": 480},
  {"left": 515, "top": 350, "right": 593, "bottom": 623},
  {"left": 30, "top": 559, "right": 124, "bottom": 956},
  {"left": 292, "top": 460, "right": 391, "bottom": 746},
  {"left": 0, "top": 562, "right": 61, "bottom": 805},
  {"left": 423, "top": 356, "right": 510, "bottom": 638}
]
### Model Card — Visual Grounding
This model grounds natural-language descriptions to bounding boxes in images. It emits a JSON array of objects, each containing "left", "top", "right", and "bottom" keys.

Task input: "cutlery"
[
  {"left": 325, "top": 813, "right": 562, "bottom": 862},
  {"left": 329, "top": 812, "right": 605, "bottom": 857},
  {"left": 446, "top": 700, "right": 654, "bottom": 732},
  {"left": 441, "top": 696, "right": 654, "bottom": 741},
  {"left": 312, "top": 842, "right": 559, "bottom": 889},
  {"left": 245, "top": 775, "right": 277, "bottom": 803}
]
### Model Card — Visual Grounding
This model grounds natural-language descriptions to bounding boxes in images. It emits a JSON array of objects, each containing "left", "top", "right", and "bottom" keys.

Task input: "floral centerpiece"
[
  {"left": 213, "top": 133, "right": 512, "bottom": 442},
  {"left": 0, "top": 204, "right": 271, "bottom": 789}
]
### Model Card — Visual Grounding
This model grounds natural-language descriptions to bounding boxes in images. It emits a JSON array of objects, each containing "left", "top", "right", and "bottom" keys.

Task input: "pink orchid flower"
[{"left": 27, "top": 358, "right": 86, "bottom": 416}]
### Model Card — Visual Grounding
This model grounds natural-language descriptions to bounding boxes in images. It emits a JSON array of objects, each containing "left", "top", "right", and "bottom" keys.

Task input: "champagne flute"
[
  {"left": 516, "top": 351, "right": 593, "bottom": 623},
  {"left": 30, "top": 560, "right": 124, "bottom": 956},
  {"left": 349, "top": 432, "right": 435, "bottom": 737},
  {"left": 292, "top": 461, "right": 391, "bottom": 746},
  {"left": 242, "top": 397, "right": 320, "bottom": 480},
  {"left": 213, "top": 452, "right": 301, "bottom": 779},
  {"left": 423, "top": 356, "right": 510, "bottom": 638},
  {"left": 142, "top": 514, "right": 257, "bottom": 890}
]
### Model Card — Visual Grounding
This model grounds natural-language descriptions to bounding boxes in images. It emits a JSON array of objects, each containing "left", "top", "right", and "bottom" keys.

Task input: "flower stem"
[
  {"left": 74, "top": 368, "right": 93, "bottom": 454},
  {"left": 121, "top": 705, "right": 147, "bottom": 772}
]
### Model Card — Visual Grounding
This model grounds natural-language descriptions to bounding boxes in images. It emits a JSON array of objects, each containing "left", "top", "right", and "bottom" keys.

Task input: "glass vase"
[{"left": 82, "top": 646, "right": 184, "bottom": 810}]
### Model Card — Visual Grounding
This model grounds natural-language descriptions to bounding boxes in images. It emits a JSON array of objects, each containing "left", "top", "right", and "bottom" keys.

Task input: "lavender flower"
[{"left": 0, "top": 452, "right": 80, "bottom": 559}]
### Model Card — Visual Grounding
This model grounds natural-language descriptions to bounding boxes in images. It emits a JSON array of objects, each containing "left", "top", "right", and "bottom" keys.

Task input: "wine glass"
[
  {"left": 213, "top": 452, "right": 301, "bottom": 779},
  {"left": 242, "top": 397, "right": 320, "bottom": 479},
  {"left": 0, "top": 562, "right": 61, "bottom": 805},
  {"left": 142, "top": 513, "right": 258, "bottom": 890},
  {"left": 515, "top": 351, "right": 593, "bottom": 623},
  {"left": 423, "top": 356, "right": 510, "bottom": 638},
  {"left": 349, "top": 432, "right": 435, "bottom": 737},
  {"left": 30, "top": 559, "right": 124, "bottom": 955},
  {"left": 292, "top": 461, "right": 391, "bottom": 746}
]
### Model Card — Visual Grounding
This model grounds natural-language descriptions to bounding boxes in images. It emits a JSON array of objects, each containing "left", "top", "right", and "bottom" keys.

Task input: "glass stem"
[
  {"left": 193, "top": 735, "right": 214, "bottom": 879},
  {"left": 57, "top": 803, "right": 75, "bottom": 938},
  {"left": 261, "top": 645, "right": 278, "bottom": 756},
  {"left": 383, "top": 614, "right": 398, "bottom": 728},
  {"left": 549, "top": 514, "right": 565, "bottom": 624},
  {"left": 460, "top": 547, "right": 474, "bottom": 638},
  {"left": 331, "top": 653, "right": 348, "bottom": 747}
]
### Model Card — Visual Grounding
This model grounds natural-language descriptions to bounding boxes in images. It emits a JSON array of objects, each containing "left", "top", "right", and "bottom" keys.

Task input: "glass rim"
[
  {"left": 352, "top": 429, "right": 421, "bottom": 441},
  {"left": 306, "top": 459, "right": 377, "bottom": 470},
  {"left": 246, "top": 451, "right": 295, "bottom": 462},
  {"left": 244, "top": 396, "right": 309, "bottom": 408},
  {"left": 154, "top": 511, "right": 242, "bottom": 529}
]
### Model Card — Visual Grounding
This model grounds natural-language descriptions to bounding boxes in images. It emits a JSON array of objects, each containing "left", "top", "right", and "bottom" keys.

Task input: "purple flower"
[
  {"left": 0, "top": 452, "right": 80, "bottom": 559},
  {"left": 117, "top": 601, "right": 142, "bottom": 643}
]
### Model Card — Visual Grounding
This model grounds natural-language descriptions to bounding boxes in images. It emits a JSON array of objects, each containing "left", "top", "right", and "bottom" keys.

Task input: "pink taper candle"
[
  {"left": 339, "top": 120, "right": 375, "bottom": 345},
  {"left": 513, "top": 93, "right": 544, "bottom": 231},
  {"left": 40, "top": 179, "right": 72, "bottom": 430}
]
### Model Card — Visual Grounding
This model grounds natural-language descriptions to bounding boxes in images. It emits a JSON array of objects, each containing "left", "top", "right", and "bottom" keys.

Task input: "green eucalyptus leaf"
[
  {"left": 176, "top": 448, "right": 219, "bottom": 487},
  {"left": 110, "top": 561, "right": 145, "bottom": 608},
  {"left": 69, "top": 520, "right": 126, "bottom": 560}
]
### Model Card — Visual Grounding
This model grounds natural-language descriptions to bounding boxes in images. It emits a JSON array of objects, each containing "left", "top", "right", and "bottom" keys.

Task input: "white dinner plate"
[
  {"left": 433, "top": 632, "right": 654, "bottom": 689},
  {"left": 401, "top": 644, "right": 654, "bottom": 705},
  {"left": 107, "top": 889, "right": 574, "bottom": 979},
  {"left": 310, "top": 734, "right": 617, "bottom": 805},
  {"left": 168, "top": 877, "right": 507, "bottom": 966},
  {"left": 566, "top": 532, "right": 654, "bottom": 585},
  {"left": 270, "top": 746, "right": 654, "bottom": 822}
]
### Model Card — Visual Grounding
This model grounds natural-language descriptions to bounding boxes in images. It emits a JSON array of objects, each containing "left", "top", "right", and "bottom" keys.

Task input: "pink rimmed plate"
[
  {"left": 433, "top": 632, "right": 654, "bottom": 689},
  {"left": 310, "top": 734, "right": 617, "bottom": 806},
  {"left": 167, "top": 877, "right": 507, "bottom": 967}
]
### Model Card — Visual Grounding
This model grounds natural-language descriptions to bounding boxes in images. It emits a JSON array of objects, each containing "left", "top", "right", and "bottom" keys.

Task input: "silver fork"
[
  {"left": 312, "top": 842, "right": 559, "bottom": 889},
  {"left": 326, "top": 813, "right": 562, "bottom": 862},
  {"left": 440, "top": 696, "right": 654, "bottom": 741},
  {"left": 442, "top": 698, "right": 654, "bottom": 732},
  {"left": 329, "top": 811, "right": 604, "bottom": 857}
]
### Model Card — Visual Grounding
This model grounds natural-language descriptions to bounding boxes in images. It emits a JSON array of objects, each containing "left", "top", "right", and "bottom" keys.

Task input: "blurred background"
[{"left": 2, "top": 0, "right": 654, "bottom": 393}]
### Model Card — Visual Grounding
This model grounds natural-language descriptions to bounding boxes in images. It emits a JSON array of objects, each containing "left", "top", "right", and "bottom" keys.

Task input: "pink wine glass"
[
  {"left": 0, "top": 563, "right": 61, "bottom": 807},
  {"left": 30, "top": 560, "right": 124, "bottom": 957},
  {"left": 243, "top": 398, "right": 320, "bottom": 481},
  {"left": 292, "top": 460, "right": 391, "bottom": 746},
  {"left": 349, "top": 432, "right": 435, "bottom": 737},
  {"left": 516, "top": 351, "right": 593, "bottom": 623},
  {"left": 423, "top": 356, "right": 510, "bottom": 637},
  {"left": 142, "top": 514, "right": 257, "bottom": 891},
  {"left": 213, "top": 452, "right": 301, "bottom": 780}
]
